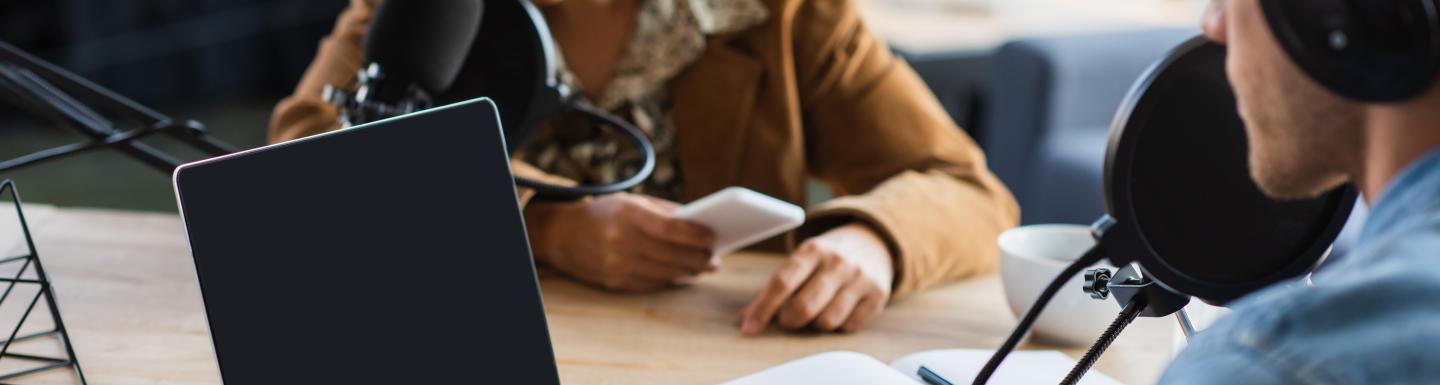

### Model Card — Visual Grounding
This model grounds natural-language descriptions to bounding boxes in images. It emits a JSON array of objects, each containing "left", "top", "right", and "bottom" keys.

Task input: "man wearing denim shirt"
[{"left": 1158, "top": 0, "right": 1440, "bottom": 383}]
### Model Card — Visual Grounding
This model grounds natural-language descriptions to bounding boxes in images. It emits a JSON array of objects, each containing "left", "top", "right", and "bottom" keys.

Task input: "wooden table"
[{"left": 0, "top": 206, "right": 1177, "bottom": 385}]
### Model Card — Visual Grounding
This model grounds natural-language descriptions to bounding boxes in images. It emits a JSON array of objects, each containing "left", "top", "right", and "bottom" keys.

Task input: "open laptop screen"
[{"left": 174, "top": 98, "right": 560, "bottom": 384}]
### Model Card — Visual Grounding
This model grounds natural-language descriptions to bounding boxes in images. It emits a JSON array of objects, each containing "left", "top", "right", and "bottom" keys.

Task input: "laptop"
[{"left": 173, "top": 98, "right": 561, "bottom": 384}]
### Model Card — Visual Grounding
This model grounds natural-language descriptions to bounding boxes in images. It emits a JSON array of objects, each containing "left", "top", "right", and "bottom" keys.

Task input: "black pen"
[{"left": 917, "top": 365, "right": 955, "bottom": 385}]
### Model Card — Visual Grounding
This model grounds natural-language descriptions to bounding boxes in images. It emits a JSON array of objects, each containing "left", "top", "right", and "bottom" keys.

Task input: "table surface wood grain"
[{"left": 0, "top": 206, "right": 1175, "bottom": 385}]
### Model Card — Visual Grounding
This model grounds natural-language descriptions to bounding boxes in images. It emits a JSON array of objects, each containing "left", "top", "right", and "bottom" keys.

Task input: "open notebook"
[{"left": 720, "top": 349, "right": 1125, "bottom": 385}]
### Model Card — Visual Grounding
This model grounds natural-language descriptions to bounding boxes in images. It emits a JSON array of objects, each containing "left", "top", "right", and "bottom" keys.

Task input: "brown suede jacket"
[{"left": 269, "top": 0, "right": 1019, "bottom": 299}]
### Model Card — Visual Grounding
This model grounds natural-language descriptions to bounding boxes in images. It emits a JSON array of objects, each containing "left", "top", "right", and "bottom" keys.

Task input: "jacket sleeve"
[
  {"left": 268, "top": 0, "right": 369, "bottom": 145},
  {"left": 789, "top": 0, "right": 1020, "bottom": 299},
  {"left": 266, "top": 0, "right": 571, "bottom": 205}
]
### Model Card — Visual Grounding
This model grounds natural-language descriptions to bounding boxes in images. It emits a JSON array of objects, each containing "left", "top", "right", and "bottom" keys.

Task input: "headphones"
[{"left": 1260, "top": 0, "right": 1440, "bottom": 102}]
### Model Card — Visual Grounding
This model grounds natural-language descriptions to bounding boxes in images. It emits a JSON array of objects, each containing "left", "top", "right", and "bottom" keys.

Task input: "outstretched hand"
[{"left": 739, "top": 223, "right": 894, "bottom": 334}]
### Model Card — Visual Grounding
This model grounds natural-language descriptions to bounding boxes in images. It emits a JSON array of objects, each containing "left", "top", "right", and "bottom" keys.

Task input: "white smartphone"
[{"left": 674, "top": 187, "right": 806, "bottom": 256}]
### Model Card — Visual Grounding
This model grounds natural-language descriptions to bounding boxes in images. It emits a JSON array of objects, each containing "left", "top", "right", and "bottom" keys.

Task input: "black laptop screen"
[{"left": 174, "top": 99, "right": 560, "bottom": 384}]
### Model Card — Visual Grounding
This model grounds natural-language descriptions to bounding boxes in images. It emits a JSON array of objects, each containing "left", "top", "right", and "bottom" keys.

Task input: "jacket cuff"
[{"left": 798, "top": 195, "right": 914, "bottom": 299}]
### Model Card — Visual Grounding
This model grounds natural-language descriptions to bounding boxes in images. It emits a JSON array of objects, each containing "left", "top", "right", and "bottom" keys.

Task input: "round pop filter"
[{"left": 1100, "top": 36, "right": 1357, "bottom": 305}]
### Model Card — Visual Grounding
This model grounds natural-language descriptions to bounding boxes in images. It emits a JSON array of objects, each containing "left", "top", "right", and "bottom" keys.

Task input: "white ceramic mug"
[{"left": 998, "top": 224, "right": 1120, "bottom": 347}]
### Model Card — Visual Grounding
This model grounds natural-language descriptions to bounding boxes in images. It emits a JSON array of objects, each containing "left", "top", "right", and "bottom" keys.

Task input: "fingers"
[
  {"left": 580, "top": 194, "right": 719, "bottom": 293},
  {"left": 636, "top": 195, "right": 682, "bottom": 210},
  {"left": 739, "top": 251, "right": 821, "bottom": 335},
  {"left": 841, "top": 292, "right": 886, "bottom": 332},
  {"left": 776, "top": 257, "right": 851, "bottom": 329},
  {"left": 813, "top": 277, "right": 868, "bottom": 331},
  {"left": 598, "top": 232, "right": 710, "bottom": 291},
  {"left": 624, "top": 197, "right": 716, "bottom": 273},
  {"left": 593, "top": 253, "right": 693, "bottom": 292},
  {"left": 621, "top": 197, "right": 715, "bottom": 249},
  {"left": 738, "top": 225, "right": 896, "bottom": 335},
  {"left": 635, "top": 234, "right": 717, "bottom": 274}
]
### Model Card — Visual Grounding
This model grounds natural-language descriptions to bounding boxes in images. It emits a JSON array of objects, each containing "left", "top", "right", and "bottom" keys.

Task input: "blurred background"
[
  {"left": 0, "top": 0, "right": 1206, "bottom": 223},
  {"left": 0, "top": 0, "right": 348, "bottom": 211}
]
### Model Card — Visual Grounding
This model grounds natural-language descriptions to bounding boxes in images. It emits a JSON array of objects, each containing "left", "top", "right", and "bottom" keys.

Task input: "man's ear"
[{"left": 1203, "top": 0, "right": 1229, "bottom": 43}]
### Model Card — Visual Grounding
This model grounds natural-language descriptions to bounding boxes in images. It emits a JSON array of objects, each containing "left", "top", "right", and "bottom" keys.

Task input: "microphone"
[
  {"left": 327, "top": 0, "right": 484, "bottom": 126},
  {"left": 364, "top": 0, "right": 484, "bottom": 98},
  {"left": 330, "top": 0, "right": 657, "bottom": 200}
]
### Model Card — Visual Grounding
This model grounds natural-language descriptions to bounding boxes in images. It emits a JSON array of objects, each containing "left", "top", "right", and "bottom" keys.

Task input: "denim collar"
[{"left": 1357, "top": 146, "right": 1440, "bottom": 244}]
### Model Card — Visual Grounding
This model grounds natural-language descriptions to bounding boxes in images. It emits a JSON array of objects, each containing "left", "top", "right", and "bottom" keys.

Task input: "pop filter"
[
  {"left": 1099, "top": 37, "right": 1357, "bottom": 305},
  {"left": 971, "top": 36, "right": 1357, "bottom": 385}
]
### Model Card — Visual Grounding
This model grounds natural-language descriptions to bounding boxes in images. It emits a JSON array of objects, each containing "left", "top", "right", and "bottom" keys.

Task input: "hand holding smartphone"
[{"left": 674, "top": 187, "right": 805, "bottom": 256}]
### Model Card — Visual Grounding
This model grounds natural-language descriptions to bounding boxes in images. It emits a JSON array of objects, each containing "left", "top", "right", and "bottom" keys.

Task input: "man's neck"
[{"left": 1360, "top": 88, "right": 1440, "bottom": 205}]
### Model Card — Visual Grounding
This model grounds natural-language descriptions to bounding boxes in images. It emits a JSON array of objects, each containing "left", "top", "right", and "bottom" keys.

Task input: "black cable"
[
  {"left": 972, "top": 245, "right": 1106, "bottom": 385},
  {"left": 514, "top": 101, "right": 656, "bottom": 199},
  {"left": 1059, "top": 294, "right": 1146, "bottom": 385}
]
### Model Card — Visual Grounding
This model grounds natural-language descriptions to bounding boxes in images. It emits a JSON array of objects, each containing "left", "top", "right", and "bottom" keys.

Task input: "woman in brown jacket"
[{"left": 271, "top": 0, "right": 1018, "bottom": 334}]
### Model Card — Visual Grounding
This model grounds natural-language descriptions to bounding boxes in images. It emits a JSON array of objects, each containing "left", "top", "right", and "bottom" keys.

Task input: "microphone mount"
[
  {"left": 970, "top": 216, "right": 1198, "bottom": 385},
  {"left": 1058, "top": 264, "right": 1193, "bottom": 385},
  {"left": 325, "top": 63, "right": 435, "bottom": 128},
  {"left": 1083, "top": 265, "right": 1190, "bottom": 319}
]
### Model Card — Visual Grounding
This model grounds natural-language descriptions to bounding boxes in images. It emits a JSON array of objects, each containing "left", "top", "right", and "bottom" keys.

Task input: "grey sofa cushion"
[
  {"left": 1029, "top": 127, "right": 1110, "bottom": 224},
  {"left": 983, "top": 28, "right": 1198, "bottom": 224}
]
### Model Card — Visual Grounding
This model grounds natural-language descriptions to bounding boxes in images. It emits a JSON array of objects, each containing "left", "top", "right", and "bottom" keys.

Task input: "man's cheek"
[{"left": 1225, "top": 44, "right": 1263, "bottom": 128}]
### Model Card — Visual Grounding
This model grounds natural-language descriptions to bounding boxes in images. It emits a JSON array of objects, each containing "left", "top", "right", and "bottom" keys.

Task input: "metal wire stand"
[{"left": 0, "top": 180, "right": 86, "bottom": 385}]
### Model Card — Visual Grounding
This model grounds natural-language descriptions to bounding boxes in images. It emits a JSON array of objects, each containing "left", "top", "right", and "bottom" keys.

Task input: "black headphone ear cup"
[{"left": 1260, "top": 0, "right": 1440, "bottom": 102}]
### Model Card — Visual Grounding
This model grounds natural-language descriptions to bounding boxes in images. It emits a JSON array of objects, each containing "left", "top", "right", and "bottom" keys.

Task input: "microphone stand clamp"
[
  {"left": 325, "top": 63, "right": 434, "bottom": 128},
  {"left": 1085, "top": 265, "right": 1190, "bottom": 318}
]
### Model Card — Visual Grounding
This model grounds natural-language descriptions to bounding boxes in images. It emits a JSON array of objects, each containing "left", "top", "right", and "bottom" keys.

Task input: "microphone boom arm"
[{"left": 0, "top": 40, "right": 238, "bottom": 175}]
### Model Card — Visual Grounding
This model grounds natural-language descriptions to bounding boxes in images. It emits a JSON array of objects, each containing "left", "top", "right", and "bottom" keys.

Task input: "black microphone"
[
  {"left": 327, "top": 0, "right": 484, "bottom": 126},
  {"left": 333, "top": 0, "right": 657, "bottom": 199},
  {"left": 364, "top": 0, "right": 484, "bottom": 97}
]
